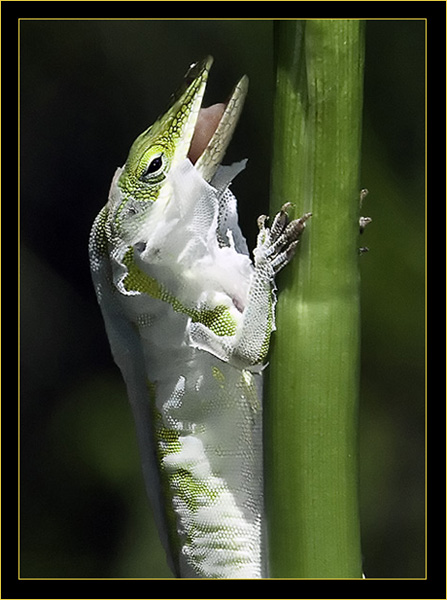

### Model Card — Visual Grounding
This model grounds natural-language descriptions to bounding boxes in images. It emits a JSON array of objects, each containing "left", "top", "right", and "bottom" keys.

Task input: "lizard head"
[{"left": 116, "top": 56, "right": 248, "bottom": 203}]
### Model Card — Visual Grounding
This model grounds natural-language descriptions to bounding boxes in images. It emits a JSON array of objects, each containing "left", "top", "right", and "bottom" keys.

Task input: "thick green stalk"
[{"left": 265, "top": 20, "right": 365, "bottom": 578}]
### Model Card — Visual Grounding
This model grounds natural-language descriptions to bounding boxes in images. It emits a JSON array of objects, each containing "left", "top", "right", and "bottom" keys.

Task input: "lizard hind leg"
[{"left": 255, "top": 204, "right": 311, "bottom": 275}]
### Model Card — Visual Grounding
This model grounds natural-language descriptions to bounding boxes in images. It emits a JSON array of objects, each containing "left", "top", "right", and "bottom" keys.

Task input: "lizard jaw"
[{"left": 187, "top": 60, "right": 249, "bottom": 182}]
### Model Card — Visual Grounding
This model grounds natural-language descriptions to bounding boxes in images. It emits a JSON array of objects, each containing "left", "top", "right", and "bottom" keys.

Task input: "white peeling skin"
[{"left": 188, "top": 104, "right": 226, "bottom": 164}]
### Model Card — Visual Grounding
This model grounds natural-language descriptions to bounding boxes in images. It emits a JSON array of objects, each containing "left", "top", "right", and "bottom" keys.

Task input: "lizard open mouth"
[
  {"left": 183, "top": 57, "right": 248, "bottom": 182},
  {"left": 188, "top": 103, "right": 226, "bottom": 165}
]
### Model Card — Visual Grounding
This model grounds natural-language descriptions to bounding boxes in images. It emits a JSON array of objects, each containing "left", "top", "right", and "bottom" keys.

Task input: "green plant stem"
[{"left": 266, "top": 19, "right": 365, "bottom": 578}]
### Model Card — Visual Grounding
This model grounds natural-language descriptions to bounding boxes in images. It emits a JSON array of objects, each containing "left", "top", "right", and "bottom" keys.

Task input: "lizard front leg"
[{"left": 233, "top": 205, "right": 311, "bottom": 365}]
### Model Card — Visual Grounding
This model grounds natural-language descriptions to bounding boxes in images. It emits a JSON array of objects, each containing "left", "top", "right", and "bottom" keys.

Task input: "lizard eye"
[
  {"left": 138, "top": 151, "right": 166, "bottom": 182},
  {"left": 145, "top": 155, "right": 163, "bottom": 175}
]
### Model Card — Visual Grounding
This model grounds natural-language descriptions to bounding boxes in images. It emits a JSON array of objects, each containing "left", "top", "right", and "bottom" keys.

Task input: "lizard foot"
[{"left": 255, "top": 204, "right": 311, "bottom": 274}]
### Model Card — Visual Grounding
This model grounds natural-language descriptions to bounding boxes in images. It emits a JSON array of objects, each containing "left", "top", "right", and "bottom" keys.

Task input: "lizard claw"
[{"left": 359, "top": 188, "right": 372, "bottom": 234}]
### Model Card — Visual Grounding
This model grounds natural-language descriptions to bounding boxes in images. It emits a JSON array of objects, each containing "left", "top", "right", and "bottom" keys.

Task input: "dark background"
[{"left": 19, "top": 18, "right": 427, "bottom": 579}]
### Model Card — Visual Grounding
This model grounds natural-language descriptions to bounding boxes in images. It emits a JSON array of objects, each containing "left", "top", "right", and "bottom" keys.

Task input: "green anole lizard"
[{"left": 89, "top": 56, "right": 310, "bottom": 578}]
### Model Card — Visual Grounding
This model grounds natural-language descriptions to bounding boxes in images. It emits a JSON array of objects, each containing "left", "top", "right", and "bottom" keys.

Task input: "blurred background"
[{"left": 20, "top": 19, "right": 425, "bottom": 578}]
